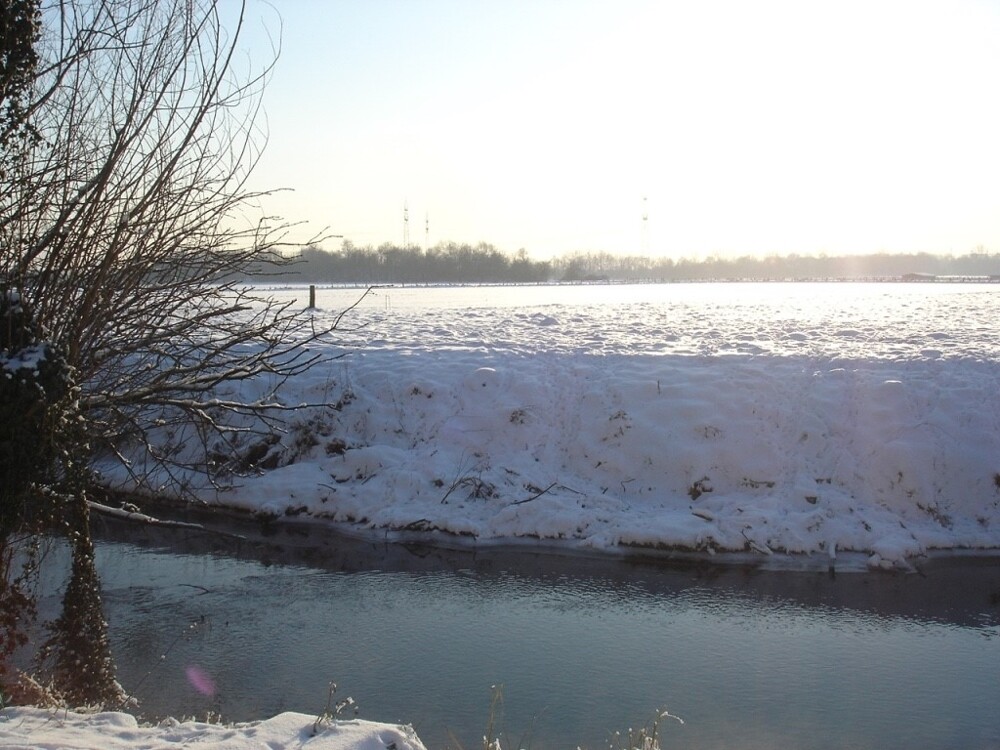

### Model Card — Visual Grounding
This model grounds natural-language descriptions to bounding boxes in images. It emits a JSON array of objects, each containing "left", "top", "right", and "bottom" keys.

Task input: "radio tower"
[
  {"left": 403, "top": 201, "right": 410, "bottom": 248},
  {"left": 425, "top": 212, "right": 429, "bottom": 249},
  {"left": 641, "top": 196, "right": 649, "bottom": 255}
]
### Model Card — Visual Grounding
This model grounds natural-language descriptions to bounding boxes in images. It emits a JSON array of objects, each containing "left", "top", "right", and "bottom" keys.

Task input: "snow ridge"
[{"left": 100, "top": 284, "right": 1000, "bottom": 568}]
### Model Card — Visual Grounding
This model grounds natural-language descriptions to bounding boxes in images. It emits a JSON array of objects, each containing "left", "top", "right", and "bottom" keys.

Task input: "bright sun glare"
[{"left": 232, "top": 0, "right": 1000, "bottom": 259}]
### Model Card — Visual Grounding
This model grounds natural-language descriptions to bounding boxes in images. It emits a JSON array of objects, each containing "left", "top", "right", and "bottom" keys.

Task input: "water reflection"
[
  {"left": 39, "top": 509, "right": 1000, "bottom": 749},
  {"left": 89, "top": 505, "right": 1000, "bottom": 628}
]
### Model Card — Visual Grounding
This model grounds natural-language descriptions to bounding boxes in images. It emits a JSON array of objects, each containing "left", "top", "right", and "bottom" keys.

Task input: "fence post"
[{"left": 308, "top": 285, "right": 316, "bottom": 309}]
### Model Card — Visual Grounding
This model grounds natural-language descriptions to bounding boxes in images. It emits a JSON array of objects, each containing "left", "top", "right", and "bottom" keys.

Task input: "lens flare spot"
[{"left": 185, "top": 665, "right": 216, "bottom": 696}]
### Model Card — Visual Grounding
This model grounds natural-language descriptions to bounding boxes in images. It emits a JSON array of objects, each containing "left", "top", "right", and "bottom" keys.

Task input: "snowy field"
[{"left": 104, "top": 282, "right": 1000, "bottom": 570}]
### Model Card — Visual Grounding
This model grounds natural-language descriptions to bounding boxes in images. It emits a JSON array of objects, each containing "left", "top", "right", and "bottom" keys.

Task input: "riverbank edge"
[{"left": 95, "top": 486, "right": 1000, "bottom": 575}]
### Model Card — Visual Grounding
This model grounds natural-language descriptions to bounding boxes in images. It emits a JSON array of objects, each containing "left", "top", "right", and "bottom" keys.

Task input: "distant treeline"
[{"left": 247, "top": 241, "right": 1000, "bottom": 284}]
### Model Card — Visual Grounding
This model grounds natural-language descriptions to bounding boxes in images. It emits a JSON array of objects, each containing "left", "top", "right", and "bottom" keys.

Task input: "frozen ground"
[
  {"left": 102, "top": 282, "right": 1000, "bottom": 569},
  {"left": 0, "top": 707, "right": 427, "bottom": 749}
]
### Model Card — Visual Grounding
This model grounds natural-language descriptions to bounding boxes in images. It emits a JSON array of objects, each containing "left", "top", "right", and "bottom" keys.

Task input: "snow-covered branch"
[{"left": 1, "top": 0, "right": 338, "bottom": 493}]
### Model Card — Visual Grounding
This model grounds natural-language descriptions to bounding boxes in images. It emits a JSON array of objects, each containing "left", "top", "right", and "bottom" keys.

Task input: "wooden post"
[{"left": 308, "top": 284, "right": 315, "bottom": 309}]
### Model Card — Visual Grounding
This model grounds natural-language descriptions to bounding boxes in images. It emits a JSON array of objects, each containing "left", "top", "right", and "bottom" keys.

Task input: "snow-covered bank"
[
  {"left": 101, "top": 284, "right": 1000, "bottom": 568},
  {"left": 0, "top": 707, "right": 427, "bottom": 749}
]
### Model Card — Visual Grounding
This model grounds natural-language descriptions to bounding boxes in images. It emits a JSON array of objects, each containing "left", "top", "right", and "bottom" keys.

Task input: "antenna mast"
[
  {"left": 403, "top": 201, "right": 410, "bottom": 248},
  {"left": 641, "top": 196, "right": 649, "bottom": 255}
]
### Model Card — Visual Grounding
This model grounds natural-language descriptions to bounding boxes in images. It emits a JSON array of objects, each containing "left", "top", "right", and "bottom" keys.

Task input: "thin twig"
[
  {"left": 511, "top": 481, "right": 557, "bottom": 506},
  {"left": 87, "top": 501, "right": 246, "bottom": 540}
]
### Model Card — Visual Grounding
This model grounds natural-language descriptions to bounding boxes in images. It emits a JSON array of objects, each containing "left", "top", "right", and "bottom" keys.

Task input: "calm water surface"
[{"left": 33, "top": 513, "right": 1000, "bottom": 750}]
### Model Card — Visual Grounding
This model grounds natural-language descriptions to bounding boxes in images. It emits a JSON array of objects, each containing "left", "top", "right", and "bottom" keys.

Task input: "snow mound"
[
  {"left": 0, "top": 707, "right": 427, "bottom": 750},
  {"left": 98, "top": 284, "right": 1000, "bottom": 568}
]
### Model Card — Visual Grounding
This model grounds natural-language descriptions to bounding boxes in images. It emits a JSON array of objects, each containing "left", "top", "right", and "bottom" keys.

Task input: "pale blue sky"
[{"left": 231, "top": 0, "right": 1000, "bottom": 259}]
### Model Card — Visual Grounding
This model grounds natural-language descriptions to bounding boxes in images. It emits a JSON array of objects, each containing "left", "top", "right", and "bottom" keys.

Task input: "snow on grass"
[
  {"left": 99, "top": 283, "right": 1000, "bottom": 569},
  {"left": 0, "top": 707, "right": 427, "bottom": 750}
]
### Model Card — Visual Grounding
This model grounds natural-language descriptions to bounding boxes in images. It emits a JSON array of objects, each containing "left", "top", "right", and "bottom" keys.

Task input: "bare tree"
[
  {"left": 0, "top": 0, "right": 335, "bottom": 702},
  {"left": 1, "top": 0, "right": 329, "bottom": 492}
]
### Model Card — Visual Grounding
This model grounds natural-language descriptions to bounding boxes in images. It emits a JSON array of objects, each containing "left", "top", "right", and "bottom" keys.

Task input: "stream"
[{"left": 27, "top": 509, "right": 1000, "bottom": 749}]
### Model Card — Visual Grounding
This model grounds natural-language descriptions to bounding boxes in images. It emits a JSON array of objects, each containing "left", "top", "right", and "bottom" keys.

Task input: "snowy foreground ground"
[
  {"left": 0, "top": 707, "right": 428, "bottom": 749},
  {"left": 104, "top": 283, "right": 1000, "bottom": 570}
]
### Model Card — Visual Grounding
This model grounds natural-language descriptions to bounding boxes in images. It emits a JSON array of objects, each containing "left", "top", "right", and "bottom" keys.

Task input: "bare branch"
[{"left": 1, "top": 0, "right": 343, "bottom": 495}]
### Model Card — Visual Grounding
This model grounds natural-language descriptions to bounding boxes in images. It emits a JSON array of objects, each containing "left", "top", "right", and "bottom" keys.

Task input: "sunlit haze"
[{"left": 231, "top": 0, "right": 1000, "bottom": 259}]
